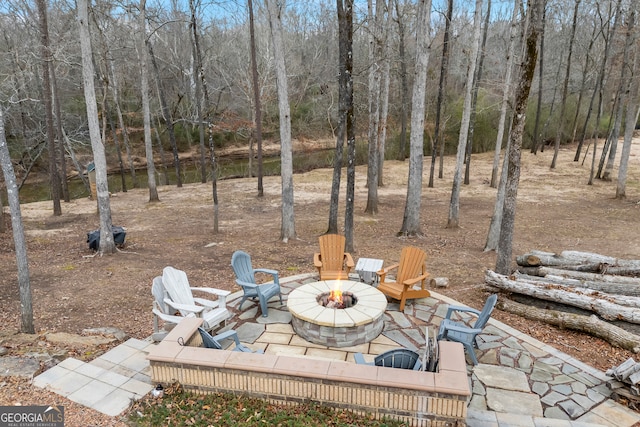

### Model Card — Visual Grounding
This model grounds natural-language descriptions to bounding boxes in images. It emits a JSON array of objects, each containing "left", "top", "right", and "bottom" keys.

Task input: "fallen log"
[
  {"left": 496, "top": 297, "right": 640, "bottom": 353},
  {"left": 516, "top": 251, "right": 640, "bottom": 276},
  {"left": 485, "top": 270, "right": 640, "bottom": 324},
  {"left": 512, "top": 272, "right": 640, "bottom": 305},
  {"left": 517, "top": 266, "right": 640, "bottom": 286}
]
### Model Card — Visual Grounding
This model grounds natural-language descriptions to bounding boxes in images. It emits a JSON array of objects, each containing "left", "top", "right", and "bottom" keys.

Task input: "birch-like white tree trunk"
[
  {"left": 447, "top": 0, "right": 482, "bottom": 229},
  {"left": 77, "top": 0, "right": 115, "bottom": 253},
  {"left": 0, "top": 107, "right": 34, "bottom": 333},
  {"left": 399, "top": 0, "right": 431, "bottom": 236},
  {"left": 266, "top": 0, "right": 296, "bottom": 242}
]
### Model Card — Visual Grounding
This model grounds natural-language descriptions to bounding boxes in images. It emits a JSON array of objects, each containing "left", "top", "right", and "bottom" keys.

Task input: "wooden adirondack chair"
[
  {"left": 313, "top": 234, "right": 355, "bottom": 280},
  {"left": 376, "top": 246, "right": 430, "bottom": 311}
]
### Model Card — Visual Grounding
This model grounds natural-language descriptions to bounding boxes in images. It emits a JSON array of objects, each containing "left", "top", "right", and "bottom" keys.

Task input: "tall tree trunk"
[
  {"left": 531, "top": 3, "right": 546, "bottom": 155},
  {"left": 495, "top": 0, "right": 543, "bottom": 274},
  {"left": 365, "top": 0, "right": 385, "bottom": 215},
  {"left": 148, "top": 39, "right": 182, "bottom": 187},
  {"left": 576, "top": 0, "right": 618, "bottom": 163},
  {"left": 137, "top": 0, "right": 159, "bottom": 202},
  {"left": 447, "top": 0, "right": 482, "bottom": 229},
  {"left": 429, "top": 0, "right": 453, "bottom": 188},
  {"left": 248, "top": 0, "right": 264, "bottom": 197},
  {"left": 189, "top": 0, "right": 207, "bottom": 184},
  {"left": 490, "top": 0, "right": 520, "bottom": 188},
  {"left": 377, "top": 16, "right": 391, "bottom": 188},
  {"left": 109, "top": 60, "right": 137, "bottom": 188},
  {"left": 77, "top": 0, "right": 116, "bottom": 253},
  {"left": 399, "top": 0, "right": 431, "bottom": 236},
  {"left": 0, "top": 107, "right": 34, "bottom": 333},
  {"left": 394, "top": 0, "right": 408, "bottom": 162},
  {"left": 266, "top": 0, "right": 296, "bottom": 242},
  {"left": 107, "top": 106, "right": 127, "bottom": 192},
  {"left": 615, "top": 5, "right": 639, "bottom": 199},
  {"left": 50, "top": 61, "right": 69, "bottom": 202},
  {"left": 337, "top": 0, "right": 355, "bottom": 251},
  {"left": 37, "top": 0, "right": 61, "bottom": 216},
  {"left": 550, "top": 0, "right": 581, "bottom": 169},
  {"left": 464, "top": 0, "right": 490, "bottom": 186}
]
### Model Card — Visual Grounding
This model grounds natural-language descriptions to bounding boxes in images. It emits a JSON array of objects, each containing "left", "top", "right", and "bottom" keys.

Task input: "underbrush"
[{"left": 128, "top": 383, "right": 406, "bottom": 426}]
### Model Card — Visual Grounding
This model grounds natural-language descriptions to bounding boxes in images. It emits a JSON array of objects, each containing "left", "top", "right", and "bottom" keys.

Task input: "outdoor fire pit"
[{"left": 287, "top": 280, "right": 387, "bottom": 347}]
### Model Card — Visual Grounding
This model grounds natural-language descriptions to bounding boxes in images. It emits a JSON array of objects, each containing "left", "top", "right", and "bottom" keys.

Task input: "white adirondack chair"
[{"left": 160, "top": 266, "right": 231, "bottom": 332}]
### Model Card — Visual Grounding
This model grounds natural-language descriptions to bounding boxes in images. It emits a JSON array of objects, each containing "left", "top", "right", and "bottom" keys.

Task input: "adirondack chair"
[
  {"left": 437, "top": 293, "right": 498, "bottom": 365},
  {"left": 313, "top": 234, "right": 355, "bottom": 280},
  {"left": 198, "top": 327, "right": 264, "bottom": 353},
  {"left": 231, "top": 250, "right": 282, "bottom": 317},
  {"left": 354, "top": 348, "right": 423, "bottom": 370},
  {"left": 151, "top": 276, "right": 191, "bottom": 342},
  {"left": 161, "top": 266, "right": 231, "bottom": 331},
  {"left": 376, "top": 246, "right": 430, "bottom": 311}
]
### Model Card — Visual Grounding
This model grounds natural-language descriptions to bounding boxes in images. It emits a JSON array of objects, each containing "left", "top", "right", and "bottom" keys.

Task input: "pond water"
[{"left": 14, "top": 146, "right": 356, "bottom": 204}]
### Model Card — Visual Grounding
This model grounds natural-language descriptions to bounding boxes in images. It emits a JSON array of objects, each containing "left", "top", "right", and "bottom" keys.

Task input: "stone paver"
[{"left": 28, "top": 273, "right": 638, "bottom": 426}]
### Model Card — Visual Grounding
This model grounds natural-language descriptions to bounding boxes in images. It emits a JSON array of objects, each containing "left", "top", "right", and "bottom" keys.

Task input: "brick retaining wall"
[{"left": 148, "top": 318, "right": 470, "bottom": 426}]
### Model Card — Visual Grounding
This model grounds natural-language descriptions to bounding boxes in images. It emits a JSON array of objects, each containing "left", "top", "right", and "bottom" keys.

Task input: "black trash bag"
[{"left": 87, "top": 226, "right": 126, "bottom": 250}]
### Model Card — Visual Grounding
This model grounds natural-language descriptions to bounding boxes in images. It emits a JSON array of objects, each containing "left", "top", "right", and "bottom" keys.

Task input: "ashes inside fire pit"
[{"left": 317, "top": 290, "right": 357, "bottom": 309}]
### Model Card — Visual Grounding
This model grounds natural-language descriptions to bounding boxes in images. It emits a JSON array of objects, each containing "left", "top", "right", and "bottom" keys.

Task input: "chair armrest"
[
  {"left": 344, "top": 253, "right": 355, "bottom": 268},
  {"left": 164, "top": 299, "right": 205, "bottom": 314},
  {"left": 403, "top": 274, "right": 429, "bottom": 287},
  {"left": 444, "top": 305, "right": 481, "bottom": 320},
  {"left": 152, "top": 308, "right": 190, "bottom": 324},
  {"left": 190, "top": 287, "right": 231, "bottom": 298},
  {"left": 254, "top": 269, "right": 280, "bottom": 285},
  {"left": 441, "top": 323, "right": 483, "bottom": 336},
  {"left": 313, "top": 253, "right": 322, "bottom": 268},
  {"left": 353, "top": 353, "right": 372, "bottom": 365},
  {"left": 193, "top": 298, "right": 220, "bottom": 309},
  {"left": 212, "top": 329, "right": 241, "bottom": 346},
  {"left": 376, "top": 263, "right": 399, "bottom": 282}
]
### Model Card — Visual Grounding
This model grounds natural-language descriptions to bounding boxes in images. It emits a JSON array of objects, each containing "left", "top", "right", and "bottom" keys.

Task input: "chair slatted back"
[
  {"left": 162, "top": 266, "right": 196, "bottom": 309},
  {"left": 319, "top": 234, "right": 346, "bottom": 272},
  {"left": 231, "top": 250, "right": 255, "bottom": 285},
  {"left": 375, "top": 349, "right": 421, "bottom": 370},
  {"left": 198, "top": 327, "right": 222, "bottom": 349},
  {"left": 473, "top": 293, "right": 498, "bottom": 329},
  {"left": 151, "top": 276, "right": 176, "bottom": 315},
  {"left": 396, "top": 246, "right": 427, "bottom": 284}
]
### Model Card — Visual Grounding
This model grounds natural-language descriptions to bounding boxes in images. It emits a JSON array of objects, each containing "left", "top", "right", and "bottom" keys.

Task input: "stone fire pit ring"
[{"left": 287, "top": 280, "right": 387, "bottom": 348}]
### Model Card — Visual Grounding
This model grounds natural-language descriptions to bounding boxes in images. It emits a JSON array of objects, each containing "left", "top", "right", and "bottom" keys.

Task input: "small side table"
[{"left": 355, "top": 258, "right": 384, "bottom": 285}]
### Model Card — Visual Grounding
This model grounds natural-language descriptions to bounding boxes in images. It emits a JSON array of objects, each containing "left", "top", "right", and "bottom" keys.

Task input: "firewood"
[
  {"left": 515, "top": 267, "right": 640, "bottom": 296},
  {"left": 485, "top": 270, "right": 640, "bottom": 325},
  {"left": 495, "top": 297, "right": 640, "bottom": 353}
]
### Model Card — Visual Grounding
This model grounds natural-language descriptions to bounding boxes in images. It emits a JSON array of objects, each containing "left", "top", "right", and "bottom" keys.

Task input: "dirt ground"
[{"left": 1, "top": 139, "right": 640, "bottom": 425}]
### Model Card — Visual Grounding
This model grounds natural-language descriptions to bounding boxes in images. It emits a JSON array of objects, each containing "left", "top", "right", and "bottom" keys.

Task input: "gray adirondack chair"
[
  {"left": 198, "top": 327, "right": 264, "bottom": 353},
  {"left": 231, "top": 250, "right": 282, "bottom": 317},
  {"left": 354, "top": 348, "right": 423, "bottom": 370},
  {"left": 437, "top": 293, "right": 498, "bottom": 365}
]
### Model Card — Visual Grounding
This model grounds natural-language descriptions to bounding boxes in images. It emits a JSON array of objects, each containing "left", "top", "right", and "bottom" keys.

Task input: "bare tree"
[
  {"left": 37, "top": 0, "right": 61, "bottom": 216},
  {"left": 77, "top": 0, "right": 116, "bottom": 253},
  {"left": 550, "top": 0, "right": 581, "bottom": 169},
  {"left": 393, "top": 0, "right": 409, "bottom": 162},
  {"left": 490, "top": 0, "right": 520, "bottom": 189},
  {"left": 447, "top": 0, "right": 482, "bottom": 229},
  {"left": 266, "top": 0, "right": 296, "bottom": 242},
  {"left": 0, "top": 107, "right": 34, "bottom": 333},
  {"left": 248, "top": 0, "right": 264, "bottom": 197},
  {"left": 399, "top": 0, "right": 431, "bottom": 237},
  {"left": 495, "top": 0, "right": 543, "bottom": 274},
  {"left": 137, "top": 0, "right": 159, "bottom": 202},
  {"left": 364, "top": 0, "right": 386, "bottom": 215},
  {"left": 429, "top": 0, "right": 453, "bottom": 187}
]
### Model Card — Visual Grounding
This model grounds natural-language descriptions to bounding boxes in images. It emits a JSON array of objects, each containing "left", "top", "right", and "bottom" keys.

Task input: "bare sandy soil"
[{"left": 1, "top": 139, "right": 640, "bottom": 425}]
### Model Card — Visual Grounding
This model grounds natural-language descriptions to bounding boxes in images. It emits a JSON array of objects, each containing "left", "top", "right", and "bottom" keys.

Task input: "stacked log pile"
[
  {"left": 606, "top": 358, "right": 640, "bottom": 407},
  {"left": 484, "top": 250, "right": 640, "bottom": 354}
]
